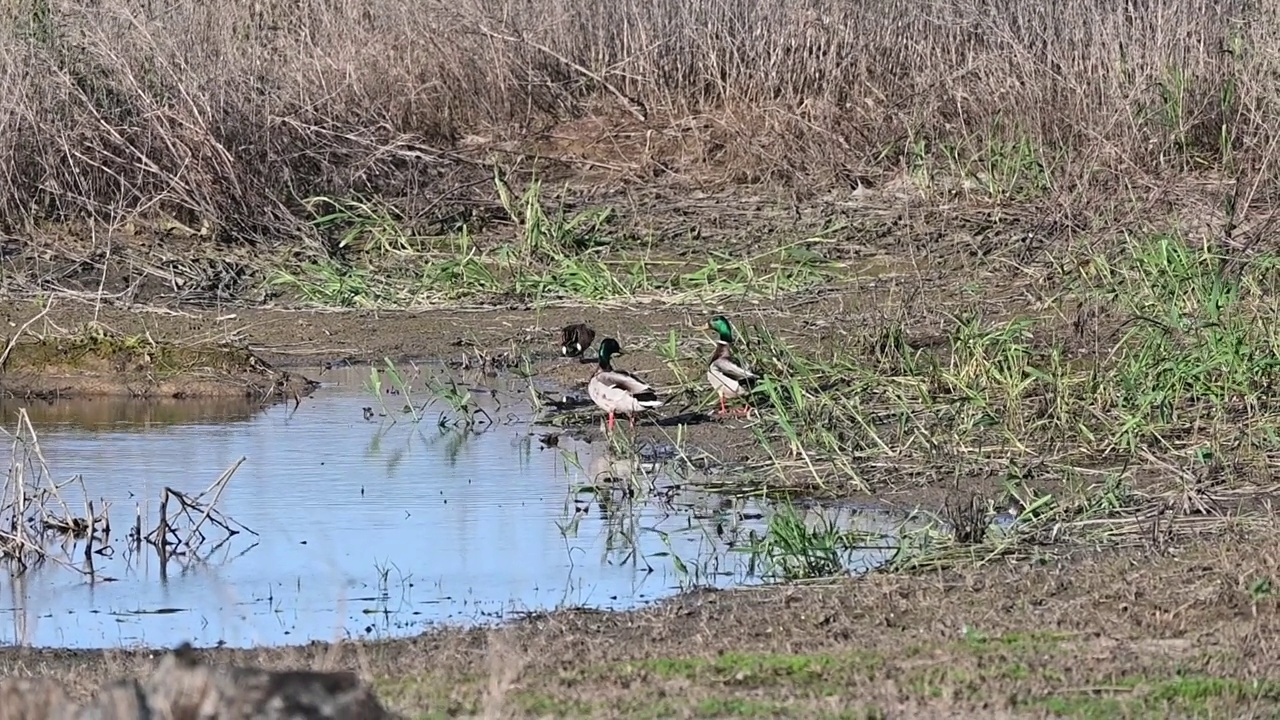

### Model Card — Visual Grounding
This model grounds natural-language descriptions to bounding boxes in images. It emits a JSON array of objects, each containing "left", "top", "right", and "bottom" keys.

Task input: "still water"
[{"left": 0, "top": 365, "right": 926, "bottom": 649}]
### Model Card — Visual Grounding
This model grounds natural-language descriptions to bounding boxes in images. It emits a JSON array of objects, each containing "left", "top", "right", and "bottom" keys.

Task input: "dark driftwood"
[{"left": 0, "top": 643, "right": 397, "bottom": 720}]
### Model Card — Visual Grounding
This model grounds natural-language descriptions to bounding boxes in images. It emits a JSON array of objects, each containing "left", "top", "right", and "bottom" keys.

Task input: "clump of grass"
[
  {"left": 745, "top": 503, "right": 869, "bottom": 581},
  {"left": 366, "top": 359, "right": 425, "bottom": 424},
  {"left": 1078, "top": 234, "right": 1280, "bottom": 452},
  {"left": 722, "top": 235, "right": 1280, "bottom": 489},
  {"left": 365, "top": 358, "right": 494, "bottom": 428}
]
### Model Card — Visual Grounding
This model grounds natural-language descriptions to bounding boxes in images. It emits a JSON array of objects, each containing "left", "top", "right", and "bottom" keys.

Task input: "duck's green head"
[
  {"left": 598, "top": 337, "right": 624, "bottom": 364},
  {"left": 708, "top": 315, "right": 734, "bottom": 344}
]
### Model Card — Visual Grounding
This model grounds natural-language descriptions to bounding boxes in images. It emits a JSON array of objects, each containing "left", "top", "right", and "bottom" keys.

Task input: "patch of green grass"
[
  {"left": 903, "top": 127, "right": 1055, "bottom": 202},
  {"left": 1037, "top": 694, "right": 1130, "bottom": 719},
  {"left": 377, "top": 657, "right": 881, "bottom": 719},
  {"left": 370, "top": 639, "right": 1280, "bottom": 719},
  {"left": 694, "top": 697, "right": 803, "bottom": 717},
  {"left": 1035, "top": 676, "right": 1280, "bottom": 718},
  {"left": 270, "top": 241, "right": 830, "bottom": 308},
  {"left": 605, "top": 695, "right": 846, "bottom": 719},
  {"left": 374, "top": 671, "right": 482, "bottom": 717},
  {"left": 741, "top": 233, "right": 1280, "bottom": 461},
  {"left": 269, "top": 179, "right": 836, "bottom": 308},
  {"left": 742, "top": 502, "right": 880, "bottom": 580},
  {"left": 903, "top": 660, "right": 1053, "bottom": 702},
  {"left": 514, "top": 691, "right": 596, "bottom": 717}
]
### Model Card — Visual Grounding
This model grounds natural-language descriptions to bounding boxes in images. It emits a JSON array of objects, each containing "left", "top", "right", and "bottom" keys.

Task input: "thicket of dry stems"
[{"left": 0, "top": 0, "right": 1276, "bottom": 244}]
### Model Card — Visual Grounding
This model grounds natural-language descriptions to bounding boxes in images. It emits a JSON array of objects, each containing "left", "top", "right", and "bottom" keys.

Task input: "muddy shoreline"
[{"left": 0, "top": 301, "right": 843, "bottom": 482}]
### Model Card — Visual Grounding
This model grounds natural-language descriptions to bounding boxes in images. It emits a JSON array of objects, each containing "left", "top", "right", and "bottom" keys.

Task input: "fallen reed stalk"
[
  {"left": 0, "top": 410, "right": 254, "bottom": 578},
  {"left": 144, "top": 456, "right": 256, "bottom": 564}
]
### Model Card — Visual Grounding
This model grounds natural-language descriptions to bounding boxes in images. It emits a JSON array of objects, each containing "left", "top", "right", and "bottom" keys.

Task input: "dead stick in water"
[
  {"left": 132, "top": 503, "right": 142, "bottom": 550},
  {"left": 13, "top": 411, "right": 28, "bottom": 553},
  {"left": 84, "top": 500, "right": 95, "bottom": 579},
  {"left": 153, "top": 490, "right": 170, "bottom": 564},
  {"left": 182, "top": 457, "right": 245, "bottom": 551}
]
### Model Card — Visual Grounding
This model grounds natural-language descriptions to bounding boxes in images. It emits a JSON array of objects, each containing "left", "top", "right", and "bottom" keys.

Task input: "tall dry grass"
[{"left": 0, "top": 0, "right": 1275, "bottom": 243}]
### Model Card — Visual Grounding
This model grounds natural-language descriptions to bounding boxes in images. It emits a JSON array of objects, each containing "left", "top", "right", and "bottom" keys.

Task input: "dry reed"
[
  {"left": 0, "top": 408, "right": 105, "bottom": 571},
  {"left": 0, "top": 0, "right": 1275, "bottom": 244},
  {"left": 0, "top": 409, "right": 252, "bottom": 579}
]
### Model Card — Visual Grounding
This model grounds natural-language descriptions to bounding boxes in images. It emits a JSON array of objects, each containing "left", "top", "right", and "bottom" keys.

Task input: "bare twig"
[{"left": 0, "top": 297, "right": 53, "bottom": 371}]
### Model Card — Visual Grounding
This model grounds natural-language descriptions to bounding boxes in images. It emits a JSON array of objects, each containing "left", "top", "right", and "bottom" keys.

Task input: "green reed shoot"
[
  {"left": 381, "top": 358, "right": 420, "bottom": 423},
  {"left": 304, "top": 195, "right": 417, "bottom": 256},
  {"left": 416, "top": 373, "right": 493, "bottom": 429},
  {"left": 271, "top": 182, "right": 835, "bottom": 309},
  {"left": 745, "top": 504, "right": 855, "bottom": 581}
]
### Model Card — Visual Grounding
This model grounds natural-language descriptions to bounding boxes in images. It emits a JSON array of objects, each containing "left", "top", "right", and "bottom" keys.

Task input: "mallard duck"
[
  {"left": 588, "top": 338, "right": 664, "bottom": 430},
  {"left": 706, "top": 315, "right": 760, "bottom": 416},
  {"left": 560, "top": 323, "right": 596, "bottom": 359}
]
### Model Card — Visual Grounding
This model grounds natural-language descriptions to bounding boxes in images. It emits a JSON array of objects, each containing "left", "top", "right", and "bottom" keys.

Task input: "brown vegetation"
[
  {"left": 0, "top": 0, "right": 1273, "bottom": 254},
  {"left": 0, "top": 677, "right": 75, "bottom": 720}
]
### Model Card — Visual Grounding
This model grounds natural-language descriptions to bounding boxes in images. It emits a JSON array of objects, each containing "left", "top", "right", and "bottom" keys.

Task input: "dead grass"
[{"left": 1, "top": 0, "right": 1277, "bottom": 253}]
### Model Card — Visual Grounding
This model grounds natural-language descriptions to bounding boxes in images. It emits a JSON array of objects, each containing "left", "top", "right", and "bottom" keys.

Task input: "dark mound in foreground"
[{"left": 0, "top": 643, "right": 395, "bottom": 719}]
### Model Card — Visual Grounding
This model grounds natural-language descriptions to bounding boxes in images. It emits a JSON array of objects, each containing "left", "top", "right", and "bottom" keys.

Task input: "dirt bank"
[{"left": 0, "top": 324, "right": 318, "bottom": 402}]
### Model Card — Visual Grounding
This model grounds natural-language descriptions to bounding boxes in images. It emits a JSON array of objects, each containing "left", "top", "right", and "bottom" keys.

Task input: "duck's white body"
[
  {"left": 708, "top": 352, "right": 758, "bottom": 400},
  {"left": 705, "top": 330, "right": 760, "bottom": 416},
  {"left": 588, "top": 338, "right": 664, "bottom": 430},
  {"left": 589, "top": 368, "right": 664, "bottom": 417}
]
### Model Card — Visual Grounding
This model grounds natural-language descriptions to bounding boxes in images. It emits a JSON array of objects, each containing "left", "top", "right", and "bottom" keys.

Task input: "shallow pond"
[{"left": 0, "top": 365, "right": 931, "bottom": 650}]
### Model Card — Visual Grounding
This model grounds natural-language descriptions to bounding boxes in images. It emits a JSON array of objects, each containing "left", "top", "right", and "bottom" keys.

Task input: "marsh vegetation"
[{"left": 3, "top": 0, "right": 1280, "bottom": 715}]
